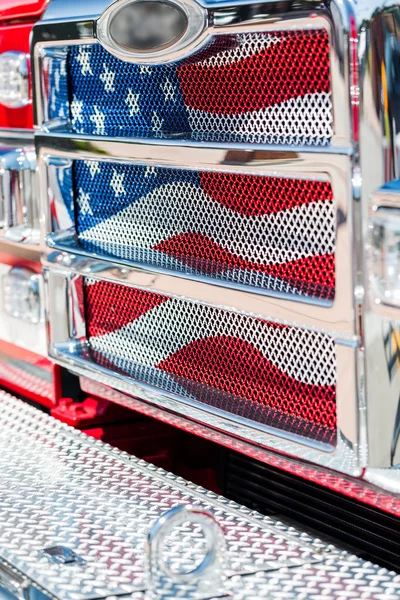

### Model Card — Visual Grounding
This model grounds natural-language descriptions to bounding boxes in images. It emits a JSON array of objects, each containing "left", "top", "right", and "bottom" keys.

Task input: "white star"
[
  {"left": 99, "top": 63, "right": 115, "bottom": 92},
  {"left": 152, "top": 111, "right": 164, "bottom": 132},
  {"left": 90, "top": 106, "right": 106, "bottom": 134},
  {"left": 144, "top": 166, "right": 157, "bottom": 177},
  {"left": 78, "top": 188, "right": 93, "bottom": 216},
  {"left": 84, "top": 160, "right": 101, "bottom": 179},
  {"left": 60, "top": 60, "right": 66, "bottom": 77},
  {"left": 76, "top": 47, "right": 93, "bottom": 76},
  {"left": 161, "top": 78, "right": 175, "bottom": 102},
  {"left": 110, "top": 169, "right": 126, "bottom": 197},
  {"left": 140, "top": 66, "right": 152, "bottom": 75},
  {"left": 125, "top": 89, "right": 140, "bottom": 116},
  {"left": 58, "top": 104, "right": 65, "bottom": 118},
  {"left": 71, "top": 96, "right": 83, "bottom": 126}
]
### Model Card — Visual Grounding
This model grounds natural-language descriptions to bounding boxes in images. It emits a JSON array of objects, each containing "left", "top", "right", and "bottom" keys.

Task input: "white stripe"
[
  {"left": 186, "top": 93, "right": 333, "bottom": 143},
  {"left": 196, "top": 33, "right": 281, "bottom": 68},
  {"left": 79, "top": 182, "right": 334, "bottom": 265},
  {"left": 89, "top": 298, "right": 336, "bottom": 387}
]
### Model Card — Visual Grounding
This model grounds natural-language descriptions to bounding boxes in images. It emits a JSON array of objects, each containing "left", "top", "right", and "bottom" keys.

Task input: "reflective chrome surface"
[{"left": 0, "top": 146, "right": 39, "bottom": 245}]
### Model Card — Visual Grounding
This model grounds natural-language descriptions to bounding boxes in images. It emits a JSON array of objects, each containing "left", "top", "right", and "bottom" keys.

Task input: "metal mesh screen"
[
  {"left": 83, "top": 278, "right": 337, "bottom": 444},
  {"left": 72, "top": 161, "right": 336, "bottom": 300},
  {"left": 61, "top": 29, "right": 332, "bottom": 145}
]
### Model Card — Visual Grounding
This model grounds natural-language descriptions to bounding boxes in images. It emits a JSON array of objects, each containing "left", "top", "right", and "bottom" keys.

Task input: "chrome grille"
[
  {"left": 84, "top": 277, "right": 337, "bottom": 444},
  {"left": 57, "top": 160, "right": 337, "bottom": 300},
  {"left": 49, "top": 29, "right": 333, "bottom": 145}
]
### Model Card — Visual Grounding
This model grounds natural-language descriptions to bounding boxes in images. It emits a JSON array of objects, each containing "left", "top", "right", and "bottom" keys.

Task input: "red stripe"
[
  {"left": 199, "top": 173, "right": 333, "bottom": 216},
  {"left": 84, "top": 279, "right": 168, "bottom": 337},
  {"left": 177, "top": 30, "right": 330, "bottom": 114},
  {"left": 154, "top": 233, "right": 335, "bottom": 290},
  {"left": 158, "top": 336, "right": 336, "bottom": 429}
]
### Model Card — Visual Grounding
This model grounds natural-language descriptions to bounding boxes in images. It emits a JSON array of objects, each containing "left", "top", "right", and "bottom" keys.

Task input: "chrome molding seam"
[{"left": 35, "top": 0, "right": 364, "bottom": 476}]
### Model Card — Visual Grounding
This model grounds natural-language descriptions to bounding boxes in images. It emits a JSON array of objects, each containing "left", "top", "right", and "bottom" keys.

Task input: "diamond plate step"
[{"left": 0, "top": 392, "right": 398, "bottom": 600}]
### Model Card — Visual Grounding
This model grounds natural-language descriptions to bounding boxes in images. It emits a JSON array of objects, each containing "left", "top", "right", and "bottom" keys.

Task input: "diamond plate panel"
[
  {"left": 0, "top": 392, "right": 327, "bottom": 600},
  {"left": 0, "top": 393, "right": 398, "bottom": 600}
]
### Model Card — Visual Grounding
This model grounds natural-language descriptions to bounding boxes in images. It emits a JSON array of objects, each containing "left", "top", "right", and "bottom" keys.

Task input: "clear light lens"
[
  {"left": 2, "top": 267, "right": 40, "bottom": 323},
  {"left": 370, "top": 208, "right": 400, "bottom": 307},
  {"left": 0, "top": 51, "right": 29, "bottom": 108}
]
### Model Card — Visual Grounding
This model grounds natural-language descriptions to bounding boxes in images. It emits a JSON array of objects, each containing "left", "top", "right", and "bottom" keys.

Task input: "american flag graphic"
[
  {"left": 83, "top": 278, "right": 337, "bottom": 443},
  {"left": 49, "top": 29, "right": 333, "bottom": 145},
  {"left": 51, "top": 160, "right": 336, "bottom": 300}
]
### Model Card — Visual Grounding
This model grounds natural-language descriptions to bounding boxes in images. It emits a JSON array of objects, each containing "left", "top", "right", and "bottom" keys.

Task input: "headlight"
[
  {"left": 2, "top": 267, "right": 40, "bottom": 324},
  {"left": 0, "top": 51, "right": 29, "bottom": 108}
]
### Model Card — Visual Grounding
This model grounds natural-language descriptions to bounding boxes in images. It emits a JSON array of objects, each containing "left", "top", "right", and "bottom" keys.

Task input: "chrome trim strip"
[
  {"left": 44, "top": 266, "right": 361, "bottom": 475},
  {"left": 38, "top": 138, "right": 358, "bottom": 337}
]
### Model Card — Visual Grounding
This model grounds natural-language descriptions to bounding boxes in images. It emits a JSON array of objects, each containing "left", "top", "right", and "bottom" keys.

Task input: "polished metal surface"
[
  {"left": 0, "top": 392, "right": 399, "bottom": 600},
  {"left": 0, "top": 146, "right": 39, "bottom": 245}
]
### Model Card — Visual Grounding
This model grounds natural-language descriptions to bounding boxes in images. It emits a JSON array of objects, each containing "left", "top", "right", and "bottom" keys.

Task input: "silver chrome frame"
[
  {"left": 35, "top": 0, "right": 366, "bottom": 476},
  {"left": 44, "top": 261, "right": 361, "bottom": 475}
]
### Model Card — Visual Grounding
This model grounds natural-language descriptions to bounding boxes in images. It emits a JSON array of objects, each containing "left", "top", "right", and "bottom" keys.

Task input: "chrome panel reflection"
[
  {"left": 32, "top": 0, "right": 354, "bottom": 151},
  {"left": 358, "top": 2, "right": 400, "bottom": 468},
  {"left": 44, "top": 265, "right": 361, "bottom": 475}
]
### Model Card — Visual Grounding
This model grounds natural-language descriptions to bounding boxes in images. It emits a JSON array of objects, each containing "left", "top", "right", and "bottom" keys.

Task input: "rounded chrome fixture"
[
  {"left": 0, "top": 51, "right": 29, "bottom": 108},
  {"left": 97, "top": 0, "right": 208, "bottom": 64},
  {"left": 109, "top": 0, "right": 188, "bottom": 52}
]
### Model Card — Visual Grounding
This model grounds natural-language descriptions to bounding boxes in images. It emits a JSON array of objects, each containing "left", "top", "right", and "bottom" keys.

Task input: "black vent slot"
[{"left": 218, "top": 450, "right": 400, "bottom": 572}]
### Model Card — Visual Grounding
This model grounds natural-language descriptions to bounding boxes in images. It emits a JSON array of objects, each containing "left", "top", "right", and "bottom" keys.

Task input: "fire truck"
[{"left": 0, "top": 0, "right": 400, "bottom": 597}]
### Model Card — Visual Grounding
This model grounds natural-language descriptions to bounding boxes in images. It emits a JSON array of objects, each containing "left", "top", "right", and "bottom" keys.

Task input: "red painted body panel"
[
  {"left": 0, "top": 22, "right": 34, "bottom": 129},
  {"left": 0, "top": 0, "right": 47, "bottom": 22}
]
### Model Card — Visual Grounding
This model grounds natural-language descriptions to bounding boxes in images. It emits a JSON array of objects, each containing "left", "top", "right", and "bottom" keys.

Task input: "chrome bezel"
[
  {"left": 0, "top": 143, "right": 40, "bottom": 246},
  {"left": 97, "top": 0, "right": 208, "bottom": 64},
  {"left": 43, "top": 260, "right": 361, "bottom": 476}
]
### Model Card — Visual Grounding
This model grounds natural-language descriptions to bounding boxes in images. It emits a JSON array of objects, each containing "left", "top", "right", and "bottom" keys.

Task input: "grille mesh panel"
[
  {"left": 59, "top": 29, "right": 333, "bottom": 145},
  {"left": 70, "top": 161, "right": 336, "bottom": 300},
  {"left": 83, "top": 278, "right": 337, "bottom": 443}
]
